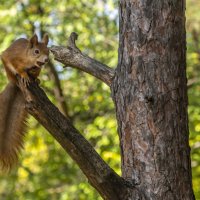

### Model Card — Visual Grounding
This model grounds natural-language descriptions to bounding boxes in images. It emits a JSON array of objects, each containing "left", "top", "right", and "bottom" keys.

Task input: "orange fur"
[
  {"left": 0, "top": 83, "right": 27, "bottom": 171},
  {"left": 0, "top": 34, "right": 49, "bottom": 171}
]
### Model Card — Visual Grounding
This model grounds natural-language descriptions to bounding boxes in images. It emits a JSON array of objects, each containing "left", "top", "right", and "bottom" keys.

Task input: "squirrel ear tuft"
[
  {"left": 42, "top": 33, "right": 49, "bottom": 45},
  {"left": 29, "top": 34, "right": 38, "bottom": 47}
]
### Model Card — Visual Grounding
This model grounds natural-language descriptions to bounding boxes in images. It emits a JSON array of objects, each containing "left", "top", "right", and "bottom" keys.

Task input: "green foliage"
[
  {"left": 0, "top": 0, "right": 199, "bottom": 199},
  {"left": 0, "top": 0, "right": 118, "bottom": 199},
  {"left": 187, "top": 1, "right": 200, "bottom": 199}
]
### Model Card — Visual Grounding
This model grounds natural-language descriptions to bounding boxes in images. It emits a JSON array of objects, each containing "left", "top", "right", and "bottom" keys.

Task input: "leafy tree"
[
  {"left": 0, "top": 1, "right": 118, "bottom": 199},
  {"left": 186, "top": 0, "right": 200, "bottom": 198},
  {"left": 0, "top": 0, "right": 199, "bottom": 199}
]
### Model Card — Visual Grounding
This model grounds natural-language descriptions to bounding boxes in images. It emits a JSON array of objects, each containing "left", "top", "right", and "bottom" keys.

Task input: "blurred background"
[{"left": 0, "top": 0, "right": 199, "bottom": 199}]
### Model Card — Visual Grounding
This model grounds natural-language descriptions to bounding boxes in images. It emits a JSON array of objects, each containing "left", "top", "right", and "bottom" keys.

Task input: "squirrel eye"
[{"left": 34, "top": 49, "right": 40, "bottom": 54}]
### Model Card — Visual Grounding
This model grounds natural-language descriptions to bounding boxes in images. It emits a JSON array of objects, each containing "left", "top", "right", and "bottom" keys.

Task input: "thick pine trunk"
[{"left": 112, "top": 1, "right": 195, "bottom": 199}]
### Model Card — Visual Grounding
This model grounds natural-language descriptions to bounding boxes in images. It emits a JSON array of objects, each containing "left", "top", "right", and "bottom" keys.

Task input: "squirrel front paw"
[
  {"left": 21, "top": 76, "right": 31, "bottom": 87},
  {"left": 16, "top": 73, "right": 31, "bottom": 87}
]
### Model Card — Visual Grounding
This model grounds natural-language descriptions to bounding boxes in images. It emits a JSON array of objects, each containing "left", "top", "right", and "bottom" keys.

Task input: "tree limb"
[
  {"left": 18, "top": 80, "right": 130, "bottom": 200},
  {"left": 50, "top": 32, "right": 114, "bottom": 86}
]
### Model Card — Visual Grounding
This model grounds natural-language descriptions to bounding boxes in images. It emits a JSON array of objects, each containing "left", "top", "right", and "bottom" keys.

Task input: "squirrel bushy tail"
[
  {"left": 0, "top": 82, "right": 28, "bottom": 171},
  {"left": 0, "top": 34, "right": 49, "bottom": 171}
]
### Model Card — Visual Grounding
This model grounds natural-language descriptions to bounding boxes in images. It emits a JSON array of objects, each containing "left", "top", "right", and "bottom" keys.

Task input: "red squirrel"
[
  {"left": 1, "top": 33, "right": 49, "bottom": 85},
  {"left": 0, "top": 34, "right": 49, "bottom": 171}
]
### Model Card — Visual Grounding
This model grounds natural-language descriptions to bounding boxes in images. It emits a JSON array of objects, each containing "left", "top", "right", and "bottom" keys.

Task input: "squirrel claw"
[{"left": 20, "top": 77, "right": 31, "bottom": 87}]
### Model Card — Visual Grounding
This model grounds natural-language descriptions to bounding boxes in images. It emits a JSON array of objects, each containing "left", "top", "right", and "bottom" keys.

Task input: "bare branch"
[
  {"left": 50, "top": 32, "right": 114, "bottom": 86},
  {"left": 18, "top": 80, "right": 130, "bottom": 200}
]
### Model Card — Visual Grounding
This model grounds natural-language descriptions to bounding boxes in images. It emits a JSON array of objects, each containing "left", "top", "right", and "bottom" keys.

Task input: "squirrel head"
[{"left": 28, "top": 33, "right": 49, "bottom": 68}]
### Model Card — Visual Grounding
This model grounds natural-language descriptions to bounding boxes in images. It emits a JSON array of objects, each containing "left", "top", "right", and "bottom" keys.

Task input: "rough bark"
[
  {"left": 15, "top": 1, "right": 195, "bottom": 199},
  {"left": 18, "top": 80, "right": 131, "bottom": 200},
  {"left": 112, "top": 1, "right": 195, "bottom": 199}
]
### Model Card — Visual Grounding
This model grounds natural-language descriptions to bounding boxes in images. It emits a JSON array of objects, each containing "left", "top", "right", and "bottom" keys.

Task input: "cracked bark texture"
[
  {"left": 19, "top": 81, "right": 129, "bottom": 200},
  {"left": 112, "top": 1, "right": 195, "bottom": 199}
]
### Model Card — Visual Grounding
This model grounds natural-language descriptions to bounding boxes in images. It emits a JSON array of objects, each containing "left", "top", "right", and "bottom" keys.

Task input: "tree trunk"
[
  {"left": 112, "top": 1, "right": 195, "bottom": 199},
  {"left": 27, "top": 0, "right": 196, "bottom": 199}
]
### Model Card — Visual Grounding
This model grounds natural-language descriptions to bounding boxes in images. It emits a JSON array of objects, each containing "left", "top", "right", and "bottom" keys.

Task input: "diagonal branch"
[
  {"left": 50, "top": 32, "right": 114, "bottom": 86},
  {"left": 18, "top": 80, "right": 130, "bottom": 200}
]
